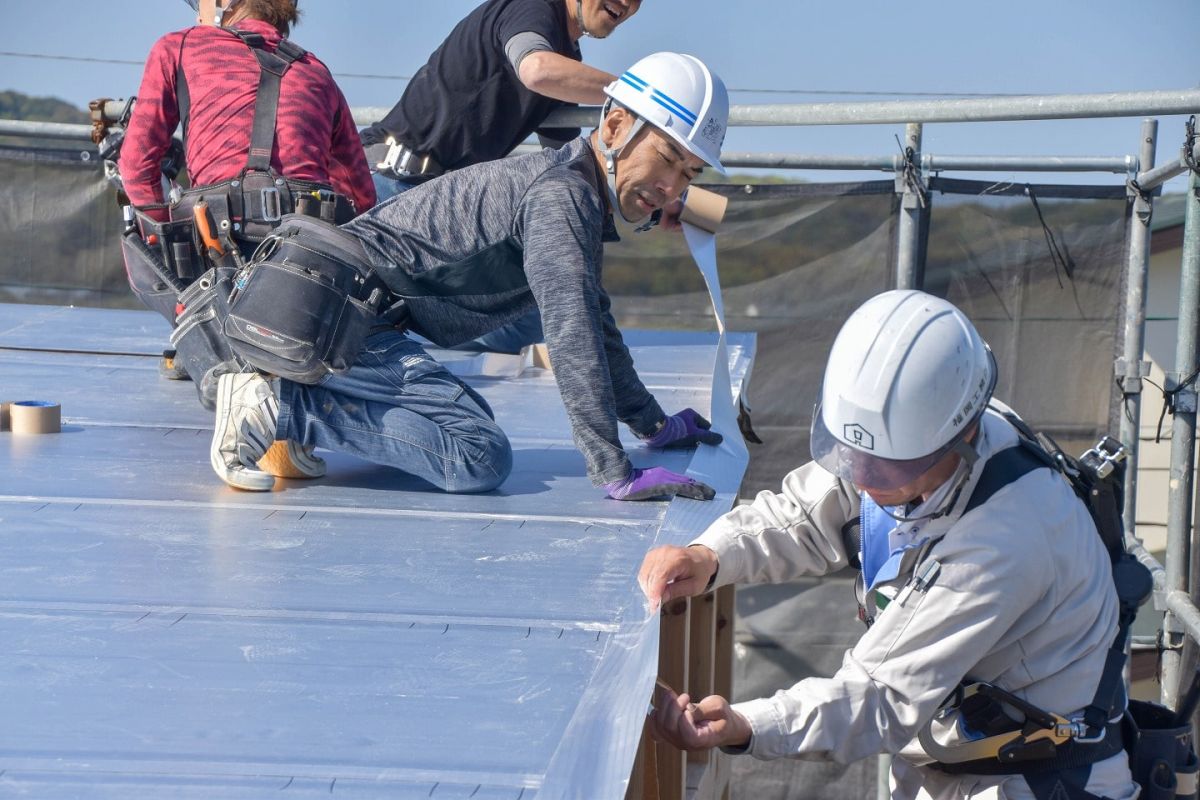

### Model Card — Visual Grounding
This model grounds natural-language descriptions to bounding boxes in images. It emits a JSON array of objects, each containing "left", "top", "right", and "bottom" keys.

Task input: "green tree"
[{"left": 0, "top": 90, "right": 88, "bottom": 123}]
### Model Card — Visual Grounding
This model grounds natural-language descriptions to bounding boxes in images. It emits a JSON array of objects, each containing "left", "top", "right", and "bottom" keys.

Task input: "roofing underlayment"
[{"left": 0, "top": 302, "right": 753, "bottom": 798}]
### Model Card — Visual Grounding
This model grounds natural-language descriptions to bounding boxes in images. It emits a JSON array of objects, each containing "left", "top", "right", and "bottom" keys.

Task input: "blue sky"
[{"left": 3, "top": 0, "right": 1198, "bottom": 187}]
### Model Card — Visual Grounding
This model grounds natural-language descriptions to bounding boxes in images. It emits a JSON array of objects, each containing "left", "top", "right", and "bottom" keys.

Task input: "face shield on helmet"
[
  {"left": 809, "top": 290, "right": 998, "bottom": 492},
  {"left": 597, "top": 52, "right": 728, "bottom": 223},
  {"left": 810, "top": 395, "right": 989, "bottom": 491}
]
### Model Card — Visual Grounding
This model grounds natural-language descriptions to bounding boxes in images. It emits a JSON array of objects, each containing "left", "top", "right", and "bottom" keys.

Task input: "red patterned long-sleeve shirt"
[{"left": 119, "top": 19, "right": 375, "bottom": 221}]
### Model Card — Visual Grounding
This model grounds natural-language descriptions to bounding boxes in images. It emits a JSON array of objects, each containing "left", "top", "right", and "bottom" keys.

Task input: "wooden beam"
[
  {"left": 655, "top": 597, "right": 691, "bottom": 800},
  {"left": 625, "top": 717, "right": 658, "bottom": 800},
  {"left": 688, "top": 591, "right": 717, "bottom": 770},
  {"left": 714, "top": 585, "right": 736, "bottom": 699}
]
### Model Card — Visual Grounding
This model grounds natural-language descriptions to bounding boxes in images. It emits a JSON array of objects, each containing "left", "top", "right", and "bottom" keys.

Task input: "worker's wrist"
[
  {"left": 719, "top": 710, "right": 754, "bottom": 754},
  {"left": 686, "top": 544, "right": 719, "bottom": 592}
]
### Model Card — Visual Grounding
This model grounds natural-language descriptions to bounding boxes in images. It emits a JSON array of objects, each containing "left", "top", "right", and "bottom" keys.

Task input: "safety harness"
[
  {"left": 844, "top": 412, "right": 1169, "bottom": 798},
  {"left": 919, "top": 416, "right": 1150, "bottom": 799},
  {"left": 169, "top": 27, "right": 355, "bottom": 249},
  {"left": 119, "top": 26, "right": 357, "bottom": 406}
]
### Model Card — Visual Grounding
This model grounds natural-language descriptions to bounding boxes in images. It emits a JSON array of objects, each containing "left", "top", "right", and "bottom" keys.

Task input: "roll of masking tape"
[
  {"left": 10, "top": 400, "right": 61, "bottom": 434},
  {"left": 679, "top": 186, "right": 729, "bottom": 234}
]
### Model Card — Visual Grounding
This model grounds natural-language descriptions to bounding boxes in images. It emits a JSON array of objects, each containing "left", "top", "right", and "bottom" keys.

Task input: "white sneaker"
[
  {"left": 210, "top": 372, "right": 279, "bottom": 492},
  {"left": 258, "top": 439, "right": 326, "bottom": 479}
]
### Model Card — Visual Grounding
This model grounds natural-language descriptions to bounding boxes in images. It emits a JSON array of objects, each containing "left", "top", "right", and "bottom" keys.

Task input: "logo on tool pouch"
[
  {"left": 843, "top": 424, "right": 875, "bottom": 450},
  {"left": 243, "top": 322, "right": 284, "bottom": 345}
]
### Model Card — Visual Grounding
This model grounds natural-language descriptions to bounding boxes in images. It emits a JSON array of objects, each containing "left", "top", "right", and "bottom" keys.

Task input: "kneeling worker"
[
  {"left": 211, "top": 52, "right": 730, "bottom": 501},
  {"left": 638, "top": 291, "right": 1138, "bottom": 799},
  {"left": 118, "top": 0, "right": 374, "bottom": 479}
]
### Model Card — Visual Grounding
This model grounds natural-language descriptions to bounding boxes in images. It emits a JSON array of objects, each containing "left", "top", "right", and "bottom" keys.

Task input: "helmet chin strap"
[
  {"left": 598, "top": 101, "right": 647, "bottom": 224},
  {"left": 213, "top": 0, "right": 236, "bottom": 26},
  {"left": 575, "top": 0, "right": 596, "bottom": 37}
]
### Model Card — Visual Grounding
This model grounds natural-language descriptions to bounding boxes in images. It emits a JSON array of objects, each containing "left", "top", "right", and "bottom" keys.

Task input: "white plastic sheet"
[{"left": 537, "top": 222, "right": 749, "bottom": 798}]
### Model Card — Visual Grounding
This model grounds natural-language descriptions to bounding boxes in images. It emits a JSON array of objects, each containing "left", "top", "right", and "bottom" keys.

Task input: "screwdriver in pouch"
[{"left": 193, "top": 200, "right": 226, "bottom": 264}]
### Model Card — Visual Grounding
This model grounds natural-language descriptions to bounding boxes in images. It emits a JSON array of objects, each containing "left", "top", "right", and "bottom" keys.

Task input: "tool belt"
[
  {"left": 222, "top": 213, "right": 400, "bottom": 384},
  {"left": 170, "top": 170, "right": 355, "bottom": 244},
  {"left": 368, "top": 137, "right": 445, "bottom": 181}
]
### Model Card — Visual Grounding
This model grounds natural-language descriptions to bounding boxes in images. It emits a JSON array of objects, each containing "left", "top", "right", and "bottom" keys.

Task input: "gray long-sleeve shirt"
[{"left": 343, "top": 136, "right": 665, "bottom": 485}]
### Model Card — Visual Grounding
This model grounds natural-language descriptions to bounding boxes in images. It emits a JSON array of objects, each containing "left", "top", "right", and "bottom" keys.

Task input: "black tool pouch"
[
  {"left": 223, "top": 214, "right": 389, "bottom": 384},
  {"left": 132, "top": 207, "right": 202, "bottom": 284},
  {"left": 170, "top": 267, "right": 244, "bottom": 409},
  {"left": 1125, "top": 700, "right": 1199, "bottom": 800},
  {"left": 120, "top": 226, "right": 181, "bottom": 322}
]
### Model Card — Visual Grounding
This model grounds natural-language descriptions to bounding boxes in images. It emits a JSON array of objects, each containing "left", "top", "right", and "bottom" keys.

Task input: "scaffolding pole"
[
  {"left": 530, "top": 88, "right": 1200, "bottom": 130},
  {"left": 895, "top": 123, "right": 925, "bottom": 291},
  {"left": 1137, "top": 142, "right": 1200, "bottom": 192},
  {"left": 1119, "top": 120, "right": 1158, "bottom": 537},
  {"left": 6, "top": 88, "right": 1186, "bottom": 137},
  {"left": 924, "top": 154, "right": 1134, "bottom": 173},
  {"left": 1162, "top": 164, "right": 1200, "bottom": 707},
  {"left": 2, "top": 115, "right": 1140, "bottom": 177}
]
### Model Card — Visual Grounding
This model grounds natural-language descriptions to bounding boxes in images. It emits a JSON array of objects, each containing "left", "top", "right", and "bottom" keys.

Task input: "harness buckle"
[
  {"left": 375, "top": 137, "right": 444, "bottom": 179},
  {"left": 1065, "top": 720, "right": 1108, "bottom": 745},
  {"left": 1079, "top": 436, "right": 1127, "bottom": 480},
  {"left": 260, "top": 187, "right": 282, "bottom": 222}
]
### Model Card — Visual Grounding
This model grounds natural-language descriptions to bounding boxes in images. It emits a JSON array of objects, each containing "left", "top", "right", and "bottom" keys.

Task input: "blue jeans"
[
  {"left": 372, "top": 171, "right": 418, "bottom": 204},
  {"left": 275, "top": 329, "right": 512, "bottom": 493},
  {"left": 372, "top": 171, "right": 544, "bottom": 355}
]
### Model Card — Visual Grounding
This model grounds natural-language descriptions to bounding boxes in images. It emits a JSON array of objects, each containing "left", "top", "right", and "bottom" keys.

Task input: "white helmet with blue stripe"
[{"left": 602, "top": 52, "right": 729, "bottom": 176}]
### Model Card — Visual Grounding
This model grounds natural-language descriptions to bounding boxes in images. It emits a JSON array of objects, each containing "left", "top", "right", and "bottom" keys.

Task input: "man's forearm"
[{"left": 518, "top": 51, "right": 613, "bottom": 105}]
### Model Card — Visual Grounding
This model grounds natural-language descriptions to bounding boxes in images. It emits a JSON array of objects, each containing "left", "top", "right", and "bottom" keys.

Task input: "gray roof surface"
[{"left": 0, "top": 303, "right": 753, "bottom": 798}]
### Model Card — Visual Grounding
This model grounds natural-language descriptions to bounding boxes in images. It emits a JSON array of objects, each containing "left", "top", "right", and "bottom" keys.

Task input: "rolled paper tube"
[
  {"left": 527, "top": 343, "right": 552, "bottom": 371},
  {"left": 10, "top": 400, "right": 61, "bottom": 434},
  {"left": 679, "top": 186, "right": 729, "bottom": 233}
]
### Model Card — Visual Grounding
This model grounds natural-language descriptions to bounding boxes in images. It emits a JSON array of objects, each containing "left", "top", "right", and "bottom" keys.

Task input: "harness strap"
[
  {"left": 934, "top": 718, "right": 1124, "bottom": 777},
  {"left": 175, "top": 28, "right": 307, "bottom": 173},
  {"left": 962, "top": 442, "right": 1046, "bottom": 515},
  {"left": 929, "top": 431, "right": 1134, "bottom": 787},
  {"left": 235, "top": 31, "right": 306, "bottom": 173},
  {"left": 175, "top": 29, "right": 194, "bottom": 142}
]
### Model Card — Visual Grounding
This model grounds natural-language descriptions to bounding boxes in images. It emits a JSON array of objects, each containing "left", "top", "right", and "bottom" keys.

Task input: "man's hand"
[
  {"left": 650, "top": 683, "right": 752, "bottom": 752},
  {"left": 644, "top": 409, "right": 723, "bottom": 449},
  {"left": 605, "top": 467, "right": 716, "bottom": 502},
  {"left": 638, "top": 544, "right": 718, "bottom": 608}
]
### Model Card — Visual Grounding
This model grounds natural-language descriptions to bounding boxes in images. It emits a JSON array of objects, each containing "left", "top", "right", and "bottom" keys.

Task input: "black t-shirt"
[{"left": 360, "top": 0, "right": 581, "bottom": 170}]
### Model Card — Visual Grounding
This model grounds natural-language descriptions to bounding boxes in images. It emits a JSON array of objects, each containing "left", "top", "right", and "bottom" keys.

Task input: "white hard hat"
[
  {"left": 603, "top": 52, "right": 729, "bottom": 175},
  {"left": 810, "top": 290, "right": 997, "bottom": 490}
]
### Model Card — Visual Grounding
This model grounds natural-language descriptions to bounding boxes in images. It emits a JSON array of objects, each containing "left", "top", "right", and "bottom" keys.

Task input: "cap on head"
[
  {"left": 603, "top": 52, "right": 728, "bottom": 175},
  {"left": 810, "top": 290, "right": 997, "bottom": 490}
]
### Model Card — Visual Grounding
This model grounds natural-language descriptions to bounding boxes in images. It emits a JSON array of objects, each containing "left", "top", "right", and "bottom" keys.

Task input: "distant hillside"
[{"left": 0, "top": 90, "right": 88, "bottom": 123}]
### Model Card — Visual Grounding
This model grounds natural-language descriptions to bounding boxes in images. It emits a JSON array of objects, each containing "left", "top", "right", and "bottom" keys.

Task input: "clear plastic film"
[{"left": 538, "top": 217, "right": 750, "bottom": 797}]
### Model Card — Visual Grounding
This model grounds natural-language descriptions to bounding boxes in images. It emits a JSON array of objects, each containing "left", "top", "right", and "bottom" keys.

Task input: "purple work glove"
[
  {"left": 605, "top": 467, "right": 716, "bottom": 502},
  {"left": 643, "top": 409, "right": 724, "bottom": 449}
]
